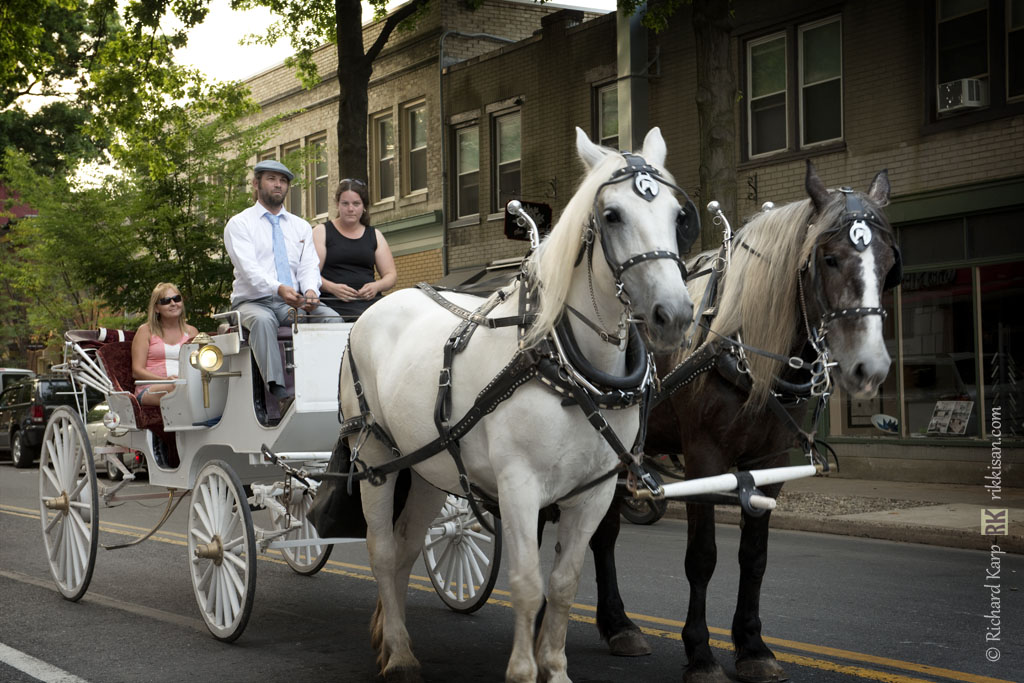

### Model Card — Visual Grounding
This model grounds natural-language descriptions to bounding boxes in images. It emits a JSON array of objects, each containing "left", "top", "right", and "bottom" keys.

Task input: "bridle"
[
  {"left": 798, "top": 188, "right": 899, "bottom": 396},
  {"left": 568, "top": 152, "right": 699, "bottom": 347}
]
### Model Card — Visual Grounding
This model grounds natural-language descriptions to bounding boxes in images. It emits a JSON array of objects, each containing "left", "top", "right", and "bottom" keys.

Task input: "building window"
[
  {"left": 405, "top": 103, "right": 427, "bottom": 194},
  {"left": 745, "top": 15, "right": 842, "bottom": 159},
  {"left": 282, "top": 142, "right": 302, "bottom": 216},
  {"left": 1010, "top": 0, "right": 1024, "bottom": 99},
  {"left": 311, "top": 138, "right": 329, "bottom": 217},
  {"left": 799, "top": 18, "right": 843, "bottom": 146},
  {"left": 493, "top": 111, "right": 521, "bottom": 213},
  {"left": 596, "top": 83, "right": 618, "bottom": 149},
  {"left": 929, "top": 0, "right": 1024, "bottom": 121},
  {"left": 455, "top": 125, "right": 479, "bottom": 218},
  {"left": 374, "top": 113, "right": 395, "bottom": 201},
  {"left": 748, "top": 33, "right": 787, "bottom": 156}
]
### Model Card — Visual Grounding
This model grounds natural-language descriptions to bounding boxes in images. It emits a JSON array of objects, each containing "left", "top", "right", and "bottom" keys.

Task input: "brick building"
[{"left": 242, "top": 0, "right": 1022, "bottom": 483}]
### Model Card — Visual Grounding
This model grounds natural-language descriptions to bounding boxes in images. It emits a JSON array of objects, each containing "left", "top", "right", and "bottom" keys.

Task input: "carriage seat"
[{"left": 95, "top": 341, "right": 165, "bottom": 430}]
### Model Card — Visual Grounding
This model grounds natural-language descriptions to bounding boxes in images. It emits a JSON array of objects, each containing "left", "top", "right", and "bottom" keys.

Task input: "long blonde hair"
[
  {"left": 146, "top": 282, "right": 189, "bottom": 340},
  {"left": 680, "top": 196, "right": 843, "bottom": 409}
]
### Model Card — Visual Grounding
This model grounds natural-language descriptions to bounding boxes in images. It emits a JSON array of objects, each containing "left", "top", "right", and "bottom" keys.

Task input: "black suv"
[{"left": 0, "top": 376, "right": 102, "bottom": 468}]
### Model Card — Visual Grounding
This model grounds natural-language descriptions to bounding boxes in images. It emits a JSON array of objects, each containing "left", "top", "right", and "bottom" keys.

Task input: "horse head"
[
  {"left": 802, "top": 161, "right": 898, "bottom": 397},
  {"left": 565, "top": 126, "right": 695, "bottom": 353}
]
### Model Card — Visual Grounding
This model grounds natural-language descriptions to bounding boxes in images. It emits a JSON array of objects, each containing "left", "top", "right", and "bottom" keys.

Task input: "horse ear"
[
  {"left": 867, "top": 169, "right": 890, "bottom": 207},
  {"left": 575, "top": 126, "right": 606, "bottom": 170},
  {"left": 640, "top": 127, "right": 667, "bottom": 167},
  {"left": 805, "top": 159, "right": 830, "bottom": 215}
]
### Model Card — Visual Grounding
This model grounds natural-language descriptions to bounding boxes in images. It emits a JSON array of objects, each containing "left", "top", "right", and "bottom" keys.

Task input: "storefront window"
[
  {"left": 980, "top": 262, "right": 1024, "bottom": 437},
  {"left": 901, "top": 267, "right": 979, "bottom": 437}
]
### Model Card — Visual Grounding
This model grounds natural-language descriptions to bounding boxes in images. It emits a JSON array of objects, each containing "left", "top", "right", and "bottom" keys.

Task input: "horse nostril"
[{"left": 652, "top": 303, "right": 671, "bottom": 329}]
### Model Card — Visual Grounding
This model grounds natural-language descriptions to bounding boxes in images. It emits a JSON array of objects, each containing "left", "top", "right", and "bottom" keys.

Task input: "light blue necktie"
[{"left": 266, "top": 212, "right": 295, "bottom": 290}]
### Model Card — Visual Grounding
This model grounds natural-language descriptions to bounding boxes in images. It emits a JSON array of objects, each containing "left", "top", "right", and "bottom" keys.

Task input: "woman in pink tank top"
[{"left": 131, "top": 282, "right": 198, "bottom": 406}]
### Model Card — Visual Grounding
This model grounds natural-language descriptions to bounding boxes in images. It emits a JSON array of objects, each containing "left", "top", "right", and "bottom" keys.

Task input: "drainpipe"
[
  {"left": 439, "top": 30, "right": 516, "bottom": 276},
  {"left": 617, "top": 4, "right": 650, "bottom": 151}
]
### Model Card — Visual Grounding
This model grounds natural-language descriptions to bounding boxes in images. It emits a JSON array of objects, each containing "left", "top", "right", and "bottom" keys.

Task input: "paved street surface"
[{"left": 0, "top": 462, "right": 1020, "bottom": 683}]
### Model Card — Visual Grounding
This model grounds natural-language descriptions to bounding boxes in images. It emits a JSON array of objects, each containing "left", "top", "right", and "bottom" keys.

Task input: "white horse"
[{"left": 340, "top": 127, "right": 693, "bottom": 683}]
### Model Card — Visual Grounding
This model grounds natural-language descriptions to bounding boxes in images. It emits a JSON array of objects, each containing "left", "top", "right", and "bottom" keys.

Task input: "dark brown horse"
[{"left": 589, "top": 161, "right": 900, "bottom": 682}]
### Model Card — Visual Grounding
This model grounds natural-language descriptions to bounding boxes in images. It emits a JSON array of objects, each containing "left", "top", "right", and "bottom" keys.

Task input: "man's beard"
[{"left": 259, "top": 186, "right": 285, "bottom": 209}]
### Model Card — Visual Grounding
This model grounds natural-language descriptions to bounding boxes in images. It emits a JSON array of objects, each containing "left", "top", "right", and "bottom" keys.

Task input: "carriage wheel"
[
  {"left": 619, "top": 468, "right": 668, "bottom": 525},
  {"left": 268, "top": 478, "right": 332, "bottom": 575},
  {"left": 39, "top": 406, "right": 99, "bottom": 602},
  {"left": 422, "top": 494, "right": 501, "bottom": 614},
  {"left": 187, "top": 460, "right": 257, "bottom": 642}
]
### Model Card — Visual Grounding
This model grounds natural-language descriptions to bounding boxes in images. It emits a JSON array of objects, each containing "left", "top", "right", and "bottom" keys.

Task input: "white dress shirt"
[{"left": 224, "top": 202, "right": 322, "bottom": 304}]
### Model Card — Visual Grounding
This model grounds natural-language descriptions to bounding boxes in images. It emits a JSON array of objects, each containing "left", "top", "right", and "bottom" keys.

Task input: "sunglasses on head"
[{"left": 158, "top": 294, "right": 183, "bottom": 305}]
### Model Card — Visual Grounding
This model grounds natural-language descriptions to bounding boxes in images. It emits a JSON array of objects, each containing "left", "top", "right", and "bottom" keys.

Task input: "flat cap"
[{"left": 253, "top": 159, "right": 294, "bottom": 181}]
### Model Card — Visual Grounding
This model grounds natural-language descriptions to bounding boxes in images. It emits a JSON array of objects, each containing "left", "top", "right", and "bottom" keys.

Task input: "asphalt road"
[{"left": 0, "top": 461, "right": 1020, "bottom": 683}]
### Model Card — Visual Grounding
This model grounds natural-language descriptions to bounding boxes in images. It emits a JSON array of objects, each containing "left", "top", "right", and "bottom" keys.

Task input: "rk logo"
[{"left": 982, "top": 508, "right": 1009, "bottom": 536}]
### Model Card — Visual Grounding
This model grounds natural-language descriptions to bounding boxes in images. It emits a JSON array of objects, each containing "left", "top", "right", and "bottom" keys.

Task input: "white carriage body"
[{"left": 95, "top": 321, "right": 351, "bottom": 489}]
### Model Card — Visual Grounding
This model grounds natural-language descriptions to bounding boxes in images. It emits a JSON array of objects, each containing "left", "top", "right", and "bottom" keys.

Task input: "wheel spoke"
[{"left": 41, "top": 458, "right": 61, "bottom": 493}]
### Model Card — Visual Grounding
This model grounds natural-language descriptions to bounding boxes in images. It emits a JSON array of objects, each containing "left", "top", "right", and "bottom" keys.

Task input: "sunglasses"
[{"left": 158, "top": 294, "right": 183, "bottom": 305}]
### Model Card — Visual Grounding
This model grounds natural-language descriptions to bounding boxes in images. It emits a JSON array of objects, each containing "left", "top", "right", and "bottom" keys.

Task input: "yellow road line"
[{"left": 1, "top": 504, "right": 1008, "bottom": 683}]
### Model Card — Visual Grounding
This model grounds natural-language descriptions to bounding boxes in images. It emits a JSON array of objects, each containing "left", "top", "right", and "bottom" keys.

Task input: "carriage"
[{"left": 37, "top": 311, "right": 501, "bottom": 641}]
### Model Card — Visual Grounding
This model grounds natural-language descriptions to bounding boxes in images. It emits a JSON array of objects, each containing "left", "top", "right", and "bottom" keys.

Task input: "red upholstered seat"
[
  {"left": 95, "top": 340, "right": 179, "bottom": 467},
  {"left": 96, "top": 342, "right": 164, "bottom": 429}
]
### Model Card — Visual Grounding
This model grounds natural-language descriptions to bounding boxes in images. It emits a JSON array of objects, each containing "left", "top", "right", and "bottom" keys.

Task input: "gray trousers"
[{"left": 232, "top": 296, "right": 340, "bottom": 387}]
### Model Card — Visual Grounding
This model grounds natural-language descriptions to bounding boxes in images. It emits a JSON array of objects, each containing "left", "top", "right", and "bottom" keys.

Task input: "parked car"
[
  {"left": 84, "top": 401, "right": 146, "bottom": 480},
  {"left": 0, "top": 376, "right": 102, "bottom": 468},
  {"left": 0, "top": 367, "right": 34, "bottom": 394}
]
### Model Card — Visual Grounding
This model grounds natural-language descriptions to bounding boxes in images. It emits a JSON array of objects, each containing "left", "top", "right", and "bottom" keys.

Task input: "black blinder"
[
  {"left": 883, "top": 246, "right": 903, "bottom": 291},
  {"left": 676, "top": 198, "right": 701, "bottom": 254}
]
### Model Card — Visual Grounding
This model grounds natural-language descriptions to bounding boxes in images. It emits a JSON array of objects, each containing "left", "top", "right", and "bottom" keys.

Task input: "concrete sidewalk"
[{"left": 662, "top": 474, "right": 1024, "bottom": 553}]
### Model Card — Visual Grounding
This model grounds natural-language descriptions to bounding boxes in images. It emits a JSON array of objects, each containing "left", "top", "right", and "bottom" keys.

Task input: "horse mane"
[
  {"left": 681, "top": 192, "right": 849, "bottom": 409},
  {"left": 521, "top": 151, "right": 627, "bottom": 347}
]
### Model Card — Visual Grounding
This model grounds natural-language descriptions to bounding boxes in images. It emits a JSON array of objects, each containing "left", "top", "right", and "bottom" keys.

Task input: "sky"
[{"left": 175, "top": 0, "right": 615, "bottom": 83}]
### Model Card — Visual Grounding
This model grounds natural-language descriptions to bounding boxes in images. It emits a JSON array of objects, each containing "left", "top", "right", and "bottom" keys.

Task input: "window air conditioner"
[{"left": 937, "top": 78, "right": 989, "bottom": 113}]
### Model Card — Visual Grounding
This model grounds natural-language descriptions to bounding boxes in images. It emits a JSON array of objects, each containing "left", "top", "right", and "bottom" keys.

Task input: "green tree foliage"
[
  {"left": 2, "top": 97, "right": 277, "bottom": 348},
  {"left": 0, "top": 0, "right": 121, "bottom": 173}
]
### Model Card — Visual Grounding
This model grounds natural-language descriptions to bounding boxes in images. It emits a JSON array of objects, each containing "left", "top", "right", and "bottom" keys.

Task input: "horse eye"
[
  {"left": 824, "top": 255, "right": 839, "bottom": 268},
  {"left": 603, "top": 208, "right": 622, "bottom": 224}
]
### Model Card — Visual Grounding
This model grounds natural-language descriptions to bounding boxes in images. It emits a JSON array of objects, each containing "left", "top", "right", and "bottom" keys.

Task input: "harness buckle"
[{"left": 438, "top": 368, "right": 451, "bottom": 387}]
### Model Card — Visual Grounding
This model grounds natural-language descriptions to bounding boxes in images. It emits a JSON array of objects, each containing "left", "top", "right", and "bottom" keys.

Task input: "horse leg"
[
  {"left": 535, "top": 489, "right": 614, "bottom": 683},
  {"left": 590, "top": 497, "right": 651, "bottom": 656},
  {"left": 732, "top": 491, "right": 787, "bottom": 683},
  {"left": 682, "top": 502, "right": 729, "bottom": 683},
  {"left": 361, "top": 471, "right": 423, "bottom": 683},
  {"left": 498, "top": 490, "right": 545, "bottom": 683},
  {"left": 393, "top": 474, "right": 448, "bottom": 622}
]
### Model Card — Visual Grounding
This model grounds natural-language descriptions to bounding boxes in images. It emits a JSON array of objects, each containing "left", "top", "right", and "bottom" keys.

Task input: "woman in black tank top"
[{"left": 312, "top": 179, "right": 397, "bottom": 320}]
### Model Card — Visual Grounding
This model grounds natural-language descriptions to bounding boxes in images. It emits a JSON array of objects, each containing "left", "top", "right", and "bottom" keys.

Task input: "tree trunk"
[
  {"left": 336, "top": 0, "right": 371, "bottom": 180},
  {"left": 334, "top": 0, "right": 430, "bottom": 182},
  {"left": 691, "top": 0, "right": 736, "bottom": 251}
]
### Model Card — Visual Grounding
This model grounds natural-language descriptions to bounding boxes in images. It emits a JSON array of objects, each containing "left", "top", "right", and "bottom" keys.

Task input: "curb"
[{"left": 662, "top": 501, "right": 1024, "bottom": 554}]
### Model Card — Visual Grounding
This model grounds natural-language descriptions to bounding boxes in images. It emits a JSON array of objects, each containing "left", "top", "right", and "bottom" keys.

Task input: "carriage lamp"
[{"left": 188, "top": 334, "right": 238, "bottom": 407}]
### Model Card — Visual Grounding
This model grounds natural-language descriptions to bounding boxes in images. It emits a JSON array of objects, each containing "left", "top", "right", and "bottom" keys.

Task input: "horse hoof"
[
  {"left": 383, "top": 666, "right": 423, "bottom": 683},
  {"left": 683, "top": 664, "right": 730, "bottom": 683},
  {"left": 736, "top": 658, "right": 788, "bottom": 683},
  {"left": 607, "top": 629, "right": 652, "bottom": 657}
]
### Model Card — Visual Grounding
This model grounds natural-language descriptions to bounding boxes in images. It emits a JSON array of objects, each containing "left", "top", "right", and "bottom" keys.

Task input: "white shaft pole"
[{"left": 659, "top": 464, "right": 819, "bottom": 500}]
